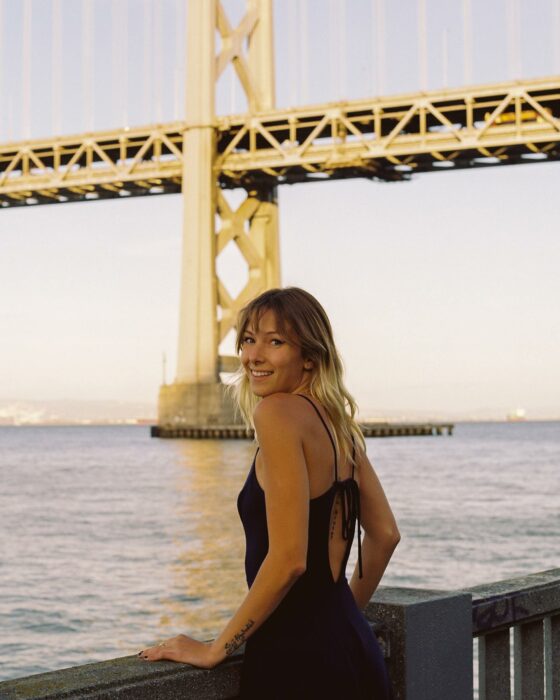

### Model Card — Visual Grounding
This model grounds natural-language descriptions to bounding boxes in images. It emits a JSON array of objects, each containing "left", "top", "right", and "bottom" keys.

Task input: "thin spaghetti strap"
[
  {"left": 351, "top": 435, "right": 356, "bottom": 480},
  {"left": 296, "top": 395, "right": 364, "bottom": 579},
  {"left": 295, "top": 394, "right": 338, "bottom": 481}
]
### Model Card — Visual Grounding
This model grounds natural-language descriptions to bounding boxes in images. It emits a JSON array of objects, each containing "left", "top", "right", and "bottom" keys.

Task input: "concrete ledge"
[
  {"left": 1, "top": 622, "right": 387, "bottom": 699},
  {"left": 3, "top": 572, "right": 557, "bottom": 699},
  {"left": 1, "top": 588, "right": 458, "bottom": 700},
  {"left": 0, "top": 651, "right": 244, "bottom": 699}
]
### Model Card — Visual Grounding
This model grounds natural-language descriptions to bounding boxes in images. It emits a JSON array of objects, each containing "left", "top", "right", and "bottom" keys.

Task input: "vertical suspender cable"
[
  {"left": 52, "top": 0, "right": 62, "bottom": 136},
  {"left": 339, "top": 0, "right": 346, "bottom": 99},
  {"left": 143, "top": 0, "right": 152, "bottom": 124},
  {"left": 0, "top": 0, "right": 3, "bottom": 141},
  {"left": 288, "top": 0, "right": 298, "bottom": 106},
  {"left": 154, "top": 0, "right": 163, "bottom": 122},
  {"left": 554, "top": 0, "right": 560, "bottom": 73},
  {"left": 122, "top": 0, "right": 128, "bottom": 127},
  {"left": 506, "top": 0, "right": 521, "bottom": 79},
  {"left": 374, "top": 0, "right": 386, "bottom": 96},
  {"left": 300, "top": 0, "right": 309, "bottom": 104},
  {"left": 329, "top": 0, "right": 337, "bottom": 100},
  {"left": 514, "top": 0, "right": 522, "bottom": 77},
  {"left": 22, "top": 0, "right": 31, "bottom": 139},
  {"left": 83, "top": 0, "right": 94, "bottom": 132},
  {"left": 462, "top": 0, "right": 472, "bottom": 85},
  {"left": 111, "top": 1, "right": 118, "bottom": 127},
  {"left": 175, "top": 0, "right": 182, "bottom": 120},
  {"left": 418, "top": 0, "right": 427, "bottom": 91},
  {"left": 111, "top": 1, "right": 128, "bottom": 127},
  {"left": 370, "top": 0, "right": 375, "bottom": 96},
  {"left": 506, "top": 1, "right": 514, "bottom": 79},
  {"left": 442, "top": 28, "right": 449, "bottom": 89},
  {"left": 330, "top": 0, "right": 346, "bottom": 99}
]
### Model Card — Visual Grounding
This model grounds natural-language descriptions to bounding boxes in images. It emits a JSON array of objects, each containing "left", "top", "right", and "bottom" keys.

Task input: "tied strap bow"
[{"left": 333, "top": 478, "right": 363, "bottom": 579}]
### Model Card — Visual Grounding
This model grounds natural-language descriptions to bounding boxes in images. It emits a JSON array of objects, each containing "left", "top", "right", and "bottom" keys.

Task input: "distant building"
[{"left": 506, "top": 408, "right": 526, "bottom": 422}]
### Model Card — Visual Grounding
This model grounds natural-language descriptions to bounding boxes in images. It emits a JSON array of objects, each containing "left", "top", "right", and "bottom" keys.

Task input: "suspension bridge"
[{"left": 1, "top": 0, "right": 559, "bottom": 430}]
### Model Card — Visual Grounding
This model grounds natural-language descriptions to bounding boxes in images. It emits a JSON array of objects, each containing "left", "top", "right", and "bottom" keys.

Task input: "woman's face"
[{"left": 240, "top": 308, "right": 312, "bottom": 398}]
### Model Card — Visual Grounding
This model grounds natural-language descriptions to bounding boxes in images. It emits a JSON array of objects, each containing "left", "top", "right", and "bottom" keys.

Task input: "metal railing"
[
  {"left": 466, "top": 568, "right": 560, "bottom": 699},
  {"left": 1, "top": 568, "right": 558, "bottom": 699}
]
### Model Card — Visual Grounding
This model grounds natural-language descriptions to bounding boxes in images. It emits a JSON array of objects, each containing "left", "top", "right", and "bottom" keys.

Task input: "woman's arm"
[
  {"left": 140, "top": 394, "right": 309, "bottom": 668},
  {"left": 208, "top": 393, "right": 310, "bottom": 663},
  {"left": 349, "top": 446, "right": 401, "bottom": 611}
]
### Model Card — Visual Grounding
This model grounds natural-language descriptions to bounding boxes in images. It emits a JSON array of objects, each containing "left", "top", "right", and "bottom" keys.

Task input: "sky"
[{"left": 1, "top": 0, "right": 559, "bottom": 420}]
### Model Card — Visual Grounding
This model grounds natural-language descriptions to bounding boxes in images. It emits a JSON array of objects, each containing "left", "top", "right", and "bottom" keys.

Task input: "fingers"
[
  {"left": 138, "top": 635, "right": 182, "bottom": 661},
  {"left": 138, "top": 644, "right": 177, "bottom": 662},
  {"left": 137, "top": 645, "right": 162, "bottom": 661}
]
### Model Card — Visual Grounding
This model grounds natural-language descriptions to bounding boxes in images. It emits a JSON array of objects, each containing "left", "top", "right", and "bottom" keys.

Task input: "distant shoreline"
[
  {"left": 0, "top": 419, "right": 155, "bottom": 427},
  {"left": 1, "top": 418, "right": 558, "bottom": 427}
]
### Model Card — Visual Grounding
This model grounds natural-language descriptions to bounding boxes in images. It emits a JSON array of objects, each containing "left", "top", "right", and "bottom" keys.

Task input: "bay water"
[{"left": 0, "top": 421, "right": 558, "bottom": 684}]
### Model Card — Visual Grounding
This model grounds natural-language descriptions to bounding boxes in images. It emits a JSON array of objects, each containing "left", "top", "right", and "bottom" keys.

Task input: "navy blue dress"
[{"left": 236, "top": 394, "right": 393, "bottom": 699}]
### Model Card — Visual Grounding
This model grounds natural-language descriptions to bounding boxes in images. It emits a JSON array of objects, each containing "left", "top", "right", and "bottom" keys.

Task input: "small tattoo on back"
[{"left": 330, "top": 499, "right": 339, "bottom": 540}]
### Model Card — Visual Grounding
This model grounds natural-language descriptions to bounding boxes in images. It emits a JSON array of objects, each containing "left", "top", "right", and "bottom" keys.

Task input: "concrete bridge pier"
[
  {"left": 161, "top": 0, "right": 279, "bottom": 430},
  {"left": 157, "top": 381, "right": 240, "bottom": 429}
]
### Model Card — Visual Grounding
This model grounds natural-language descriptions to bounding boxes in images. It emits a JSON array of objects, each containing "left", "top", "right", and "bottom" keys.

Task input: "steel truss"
[
  {"left": 0, "top": 124, "right": 185, "bottom": 207},
  {"left": 1, "top": 76, "right": 559, "bottom": 209},
  {"left": 218, "top": 76, "right": 560, "bottom": 185}
]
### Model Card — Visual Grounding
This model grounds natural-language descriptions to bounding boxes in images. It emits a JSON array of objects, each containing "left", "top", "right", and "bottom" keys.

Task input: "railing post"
[
  {"left": 479, "top": 628, "right": 511, "bottom": 699},
  {"left": 514, "top": 621, "right": 545, "bottom": 699},
  {"left": 545, "top": 614, "right": 560, "bottom": 698},
  {"left": 365, "top": 586, "right": 473, "bottom": 700}
]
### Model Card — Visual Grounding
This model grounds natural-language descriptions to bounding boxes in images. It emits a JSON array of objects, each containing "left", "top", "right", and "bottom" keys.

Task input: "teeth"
[{"left": 252, "top": 370, "right": 272, "bottom": 376}]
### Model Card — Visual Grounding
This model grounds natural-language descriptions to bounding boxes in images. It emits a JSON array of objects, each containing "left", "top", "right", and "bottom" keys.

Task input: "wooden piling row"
[{"left": 151, "top": 422, "right": 454, "bottom": 439}]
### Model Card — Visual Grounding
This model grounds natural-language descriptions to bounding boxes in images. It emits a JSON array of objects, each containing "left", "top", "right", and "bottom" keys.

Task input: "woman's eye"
[{"left": 242, "top": 336, "right": 283, "bottom": 345}]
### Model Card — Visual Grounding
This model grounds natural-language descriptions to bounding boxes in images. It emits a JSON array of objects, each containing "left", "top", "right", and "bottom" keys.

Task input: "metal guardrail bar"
[{"left": 461, "top": 568, "right": 560, "bottom": 700}]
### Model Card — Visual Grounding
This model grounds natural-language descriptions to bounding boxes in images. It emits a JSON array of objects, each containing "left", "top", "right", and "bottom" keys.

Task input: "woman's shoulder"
[{"left": 252, "top": 392, "right": 308, "bottom": 425}]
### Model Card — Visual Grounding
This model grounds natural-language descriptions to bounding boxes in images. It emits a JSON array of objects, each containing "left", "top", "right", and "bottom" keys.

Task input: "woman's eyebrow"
[{"left": 244, "top": 329, "right": 280, "bottom": 335}]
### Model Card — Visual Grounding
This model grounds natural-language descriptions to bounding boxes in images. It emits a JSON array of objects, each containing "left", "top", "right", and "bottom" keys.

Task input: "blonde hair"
[{"left": 226, "top": 287, "right": 366, "bottom": 470}]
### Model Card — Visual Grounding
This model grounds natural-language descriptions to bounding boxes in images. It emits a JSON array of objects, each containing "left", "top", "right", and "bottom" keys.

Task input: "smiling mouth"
[{"left": 250, "top": 370, "right": 273, "bottom": 377}]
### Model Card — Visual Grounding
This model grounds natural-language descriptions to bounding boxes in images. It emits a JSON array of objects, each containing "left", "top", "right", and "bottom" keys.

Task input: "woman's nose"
[{"left": 246, "top": 342, "right": 264, "bottom": 362}]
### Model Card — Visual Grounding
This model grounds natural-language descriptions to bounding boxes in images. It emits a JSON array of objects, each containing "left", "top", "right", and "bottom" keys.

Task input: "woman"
[{"left": 139, "top": 287, "right": 400, "bottom": 698}]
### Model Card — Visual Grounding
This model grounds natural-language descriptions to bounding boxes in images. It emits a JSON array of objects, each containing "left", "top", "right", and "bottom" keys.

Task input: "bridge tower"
[{"left": 157, "top": 0, "right": 281, "bottom": 431}]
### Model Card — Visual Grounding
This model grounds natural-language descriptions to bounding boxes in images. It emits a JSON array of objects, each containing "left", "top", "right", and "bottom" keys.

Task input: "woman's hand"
[{"left": 138, "top": 634, "right": 223, "bottom": 669}]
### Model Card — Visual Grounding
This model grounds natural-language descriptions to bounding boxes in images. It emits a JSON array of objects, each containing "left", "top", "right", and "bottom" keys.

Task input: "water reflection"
[{"left": 159, "top": 438, "right": 257, "bottom": 641}]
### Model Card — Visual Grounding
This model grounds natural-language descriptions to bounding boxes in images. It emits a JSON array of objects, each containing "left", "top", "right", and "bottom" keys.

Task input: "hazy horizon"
[{"left": 0, "top": 396, "right": 557, "bottom": 425}]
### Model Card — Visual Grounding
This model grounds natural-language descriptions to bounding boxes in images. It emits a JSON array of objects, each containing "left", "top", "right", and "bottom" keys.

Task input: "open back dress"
[{"left": 236, "top": 393, "right": 393, "bottom": 699}]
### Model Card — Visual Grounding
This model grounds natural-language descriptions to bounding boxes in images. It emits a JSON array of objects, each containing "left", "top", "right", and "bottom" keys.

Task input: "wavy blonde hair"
[{"left": 226, "top": 287, "right": 366, "bottom": 471}]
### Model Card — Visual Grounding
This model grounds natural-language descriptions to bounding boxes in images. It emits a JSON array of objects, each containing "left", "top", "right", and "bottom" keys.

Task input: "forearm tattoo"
[{"left": 224, "top": 618, "right": 255, "bottom": 656}]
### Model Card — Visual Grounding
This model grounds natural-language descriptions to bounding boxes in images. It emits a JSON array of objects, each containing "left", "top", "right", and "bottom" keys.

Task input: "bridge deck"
[{"left": 1, "top": 76, "right": 559, "bottom": 208}]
